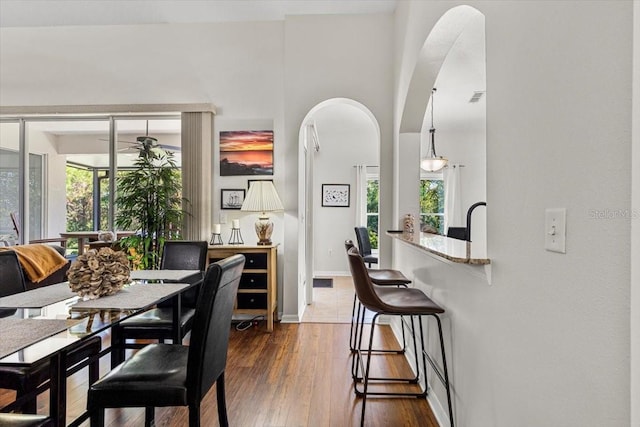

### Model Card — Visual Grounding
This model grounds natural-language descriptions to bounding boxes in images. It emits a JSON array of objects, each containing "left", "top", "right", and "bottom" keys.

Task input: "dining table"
[
  {"left": 58, "top": 231, "right": 136, "bottom": 255},
  {"left": 0, "top": 271, "right": 202, "bottom": 427}
]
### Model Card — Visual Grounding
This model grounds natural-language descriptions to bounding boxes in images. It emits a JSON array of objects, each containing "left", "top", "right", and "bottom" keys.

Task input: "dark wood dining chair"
[
  {"left": 110, "top": 240, "right": 208, "bottom": 367},
  {"left": 88, "top": 254, "right": 245, "bottom": 427},
  {"left": 0, "top": 250, "right": 101, "bottom": 414},
  {"left": 0, "top": 413, "right": 52, "bottom": 427}
]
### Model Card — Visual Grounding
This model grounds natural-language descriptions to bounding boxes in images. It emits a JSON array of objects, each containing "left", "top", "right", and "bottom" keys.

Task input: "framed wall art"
[
  {"left": 221, "top": 189, "right": 245, "bottom": 210},
  {"left": 220, "top": 130, "right": 274, "bottom": 176},
  {"left": 322, "top": 184, "right": 350, "bottom": 207}
]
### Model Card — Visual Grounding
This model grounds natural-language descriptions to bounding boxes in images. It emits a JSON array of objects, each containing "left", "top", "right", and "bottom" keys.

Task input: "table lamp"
[{"left": 241, "top": 181, "right": 284, "bottom": 245}]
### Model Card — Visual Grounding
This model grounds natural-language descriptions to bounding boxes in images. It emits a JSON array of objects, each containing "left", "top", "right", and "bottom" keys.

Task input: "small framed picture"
[
  {"left": 221, "top": 189, "right": 245, "bottom": 210},
  {"left": 322, "top": 184, "right": 350, "bottom": 207},
  {"left": 248, "top": 179, "right": 274, "bottom": 190}
]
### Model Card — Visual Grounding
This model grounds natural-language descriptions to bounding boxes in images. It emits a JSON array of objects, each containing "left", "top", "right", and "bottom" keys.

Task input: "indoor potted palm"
[{"left": 115, "top": 137, "right": 186, "bottom": 270}]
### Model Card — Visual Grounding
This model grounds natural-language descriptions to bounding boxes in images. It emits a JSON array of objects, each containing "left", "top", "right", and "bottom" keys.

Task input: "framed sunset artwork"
[{"left": 220, "top": 130, "right": 274, "bottom": 176}]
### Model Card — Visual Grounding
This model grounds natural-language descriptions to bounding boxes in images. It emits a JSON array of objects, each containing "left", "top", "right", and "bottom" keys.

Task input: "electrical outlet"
[{"left": 545, "top": 208, "right": 566, "bottom": 253}]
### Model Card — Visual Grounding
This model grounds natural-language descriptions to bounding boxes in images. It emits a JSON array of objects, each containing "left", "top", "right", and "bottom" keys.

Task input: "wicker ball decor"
[{"left": 68, "top": 247, "right": 130, "bottom": 299}]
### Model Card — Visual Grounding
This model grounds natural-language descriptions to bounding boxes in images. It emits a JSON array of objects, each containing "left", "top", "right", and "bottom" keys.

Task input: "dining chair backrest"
[
  {"left": 0, "top": 250, "right": 26, "bottom": 297},
  {"left": 160, "top": 240, "right": 208, "bottom": 271},
  {"left": 347, "top": 247, "right": 385, "bottom": 312},
  {"left": 345, "top": 239, "right": 356, "bottom": 253},
  {"left": 159, "top": 240, "right": 208, "bottom": 308},
  {"left": 187, "top": 254, "right": 245, "bottom": 404},
  {"left": 354, "top": 227, "right": 373, "bottom": 257}
]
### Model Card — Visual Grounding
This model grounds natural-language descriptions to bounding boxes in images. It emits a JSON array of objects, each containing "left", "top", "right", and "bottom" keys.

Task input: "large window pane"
[
  {"left": 420, "top": 179, "right": 444, "bottom": 234},
  {"left": 0, "top": 122, "right": 19, "bottom": 241},
  {"left": 366, "top": 179, "right": 379, "bottom": 249},
  {"left": 28, "top": 153, "right": 43, "bottom": 240}
]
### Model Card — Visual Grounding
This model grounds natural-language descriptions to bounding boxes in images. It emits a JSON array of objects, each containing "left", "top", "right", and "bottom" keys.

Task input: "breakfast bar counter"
[{"left": 387, "top": 231, "right": 490, "bottom": 265}]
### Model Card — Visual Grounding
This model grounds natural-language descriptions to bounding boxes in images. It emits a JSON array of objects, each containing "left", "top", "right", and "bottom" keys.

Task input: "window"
[
  {"left": 366, "top": 177, "right": 379, "bottom": 249},
  {"left": 419, "top": 176, "right": 444, "bottom": 234}
]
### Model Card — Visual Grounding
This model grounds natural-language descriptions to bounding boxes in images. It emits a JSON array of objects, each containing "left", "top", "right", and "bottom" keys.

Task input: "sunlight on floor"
[{"left": 301, "top": 275, "right": 354, "bottom": 323}]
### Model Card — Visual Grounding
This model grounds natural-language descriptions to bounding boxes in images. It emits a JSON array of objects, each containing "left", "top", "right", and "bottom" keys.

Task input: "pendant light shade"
[{"left": 421, "top": 88, "right": 448, "bottom": 172}]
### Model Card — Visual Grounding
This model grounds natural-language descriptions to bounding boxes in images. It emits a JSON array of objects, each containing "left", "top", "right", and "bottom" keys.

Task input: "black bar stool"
[
  {"left": 344, "top": 240, "right": 411, "bottom": 354},
  {"left": 347, "top": 246, "right": 454, "bottom": 427}
]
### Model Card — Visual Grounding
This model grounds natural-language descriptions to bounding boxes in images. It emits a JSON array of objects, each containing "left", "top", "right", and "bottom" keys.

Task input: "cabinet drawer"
[
  {"left": 242, "top": 252, "right": 267, "bottom": 269},
  {"left": 237, "top": 293, "right": 267, "bottom": 309},
  {"left": 240, "top": 273, "right": 267, "bottom": 289}
]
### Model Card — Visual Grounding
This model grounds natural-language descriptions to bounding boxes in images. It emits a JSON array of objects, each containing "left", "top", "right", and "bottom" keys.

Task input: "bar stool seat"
[
  {"left": 373, "top": 285, "right": 444, "bottom": 314},
  {"left": 347, "top": 246, "right": 454, "bottom": 427}
]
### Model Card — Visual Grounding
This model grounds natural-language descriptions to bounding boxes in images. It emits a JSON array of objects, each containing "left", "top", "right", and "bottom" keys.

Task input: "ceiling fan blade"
[{"left": 98, "top": 137, "right": 138, "bottom": 144}]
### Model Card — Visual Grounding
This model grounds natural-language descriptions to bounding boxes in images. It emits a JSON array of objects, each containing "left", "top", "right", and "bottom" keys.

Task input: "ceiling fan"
[{"left": 98, "top": 121, "right": 181, "bottom": 153}]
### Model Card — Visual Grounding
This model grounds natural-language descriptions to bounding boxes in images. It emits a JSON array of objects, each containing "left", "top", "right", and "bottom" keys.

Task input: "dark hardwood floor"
[{"left": 1, "top": 323, "right": 439, "bottom": 426}]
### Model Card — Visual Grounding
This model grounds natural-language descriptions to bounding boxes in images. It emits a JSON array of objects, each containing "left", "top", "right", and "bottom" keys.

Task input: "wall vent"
[{"left": 469, "top": 91, "right": 485, "bottom": 103}]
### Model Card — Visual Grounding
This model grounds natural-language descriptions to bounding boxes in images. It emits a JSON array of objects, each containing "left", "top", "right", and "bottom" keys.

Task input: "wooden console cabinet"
[{"left": 207, "top": 244, "right": 277, "bottom": 332}]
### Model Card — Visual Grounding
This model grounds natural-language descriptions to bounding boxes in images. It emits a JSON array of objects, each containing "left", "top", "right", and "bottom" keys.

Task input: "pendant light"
[{"left": 420, "top": 88, "right": 448, "bottom": 172}]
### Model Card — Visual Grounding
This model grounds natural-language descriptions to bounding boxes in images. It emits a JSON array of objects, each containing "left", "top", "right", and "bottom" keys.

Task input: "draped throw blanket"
[{"left": 0, "top": 244, "right": 68, "bottom": 283}]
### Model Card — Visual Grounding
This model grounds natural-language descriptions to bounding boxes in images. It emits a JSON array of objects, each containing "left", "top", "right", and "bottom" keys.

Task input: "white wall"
[
  {"left": 394, "top": 1, "right": 632, "bottom": 426},
  {"left": 631, "top": 1, "right": 640, "bottom": 425},
  {"left": 283, "top": 13, "right": 394, "bottom": 318}
]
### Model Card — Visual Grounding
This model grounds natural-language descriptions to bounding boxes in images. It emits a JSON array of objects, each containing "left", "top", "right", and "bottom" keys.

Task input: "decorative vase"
[
  {"left": 403, "top": 214, "right": 415, "bottom": 234},
  {"left": 67, "top": 247, "right": 130, "bottom": 299}
]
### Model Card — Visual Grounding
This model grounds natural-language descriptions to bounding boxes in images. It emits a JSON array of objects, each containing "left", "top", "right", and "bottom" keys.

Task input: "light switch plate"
[
  {"left": 219, "top": 212, "right": 227, "bottom": 224},
  {"left": 545, "top": 208, "right": 566, "bottom": 253}
]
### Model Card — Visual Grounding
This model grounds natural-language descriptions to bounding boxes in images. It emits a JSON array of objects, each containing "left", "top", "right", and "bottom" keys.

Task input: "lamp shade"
[
  {"left": 241, "top": 181, "right": 284, "bottom": 213},
  {"left": 241, "top": 181, "right": 283, "bottom": 246}
]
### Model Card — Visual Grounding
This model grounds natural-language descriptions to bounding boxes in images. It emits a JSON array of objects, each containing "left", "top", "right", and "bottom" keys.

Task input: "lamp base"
[{"left": 255, "top": 215, "right": 274, "bottom": 246}]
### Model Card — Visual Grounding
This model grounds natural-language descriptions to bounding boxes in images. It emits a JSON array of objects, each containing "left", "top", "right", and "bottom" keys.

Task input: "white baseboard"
[
  {"left": 313, "top": 270, "right": 350, "bottom": 277},
  {"left": 280, "top": 314, "right": 300, "bottom": 323}
]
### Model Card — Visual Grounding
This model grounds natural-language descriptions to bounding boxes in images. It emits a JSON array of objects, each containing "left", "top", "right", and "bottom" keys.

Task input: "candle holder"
[
  {"left": 228, "top": 227, "right": 244, "bottom": 245},
  {"left": 209, "top": 232, "right": 223, "bottom": 245}
]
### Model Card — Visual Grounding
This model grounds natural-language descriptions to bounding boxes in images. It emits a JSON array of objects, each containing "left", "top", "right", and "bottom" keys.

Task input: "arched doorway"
[{"left": 298, "top": 98, "right": 380, "bottom": 317}]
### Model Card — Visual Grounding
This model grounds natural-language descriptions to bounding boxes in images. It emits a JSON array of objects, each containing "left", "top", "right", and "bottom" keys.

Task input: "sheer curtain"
[
  {"left": 354, "top": 165, "right": 367, "bottom": 227},
  {"left": 444, "top": 164, "right": 463, "bottom": 232}
]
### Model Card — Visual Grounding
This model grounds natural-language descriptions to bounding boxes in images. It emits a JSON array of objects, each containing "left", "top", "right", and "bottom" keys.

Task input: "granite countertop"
[{"left": 387, "top": 231, "right": 490, "bottom": 265}]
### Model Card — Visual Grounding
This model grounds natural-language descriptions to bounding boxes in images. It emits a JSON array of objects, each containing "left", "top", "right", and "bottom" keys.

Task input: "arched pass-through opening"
[
  {"left": 297, "top": 98, "right": 380, "bottom": 314},
  {"left": 397, "top": 5, "right": 487, "bottom": 259}
]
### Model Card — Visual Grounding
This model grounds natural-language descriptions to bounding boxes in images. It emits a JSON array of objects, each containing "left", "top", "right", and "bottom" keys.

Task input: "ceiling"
[{"left": 0, "top": 0, "right": 397, "bottom": 28}]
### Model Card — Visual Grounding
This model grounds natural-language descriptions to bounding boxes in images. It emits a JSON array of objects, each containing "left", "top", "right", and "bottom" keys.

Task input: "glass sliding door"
[
  {"left": 113, "top": 117, "right": 182, "bottom": 231},
  {"left": 0, "top": 121, "right": 20, "bottom": 243},
  {"left": 1, "top": 114, "right": 181, "bottom": 252},
  {"left": 28, "top": 152, "right": 44, "bottom": 240},
  {"left": 28, "top": 119, "right": 110, "bottom": 253}
]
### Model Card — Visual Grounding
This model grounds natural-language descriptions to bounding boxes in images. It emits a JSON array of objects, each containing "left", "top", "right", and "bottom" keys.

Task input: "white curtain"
[
  {"left": 444, "top": 164, "right": 463, "bottom": 232},
  {"left": 354, "top": 165, "right": 367, "bottom": 227}
]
